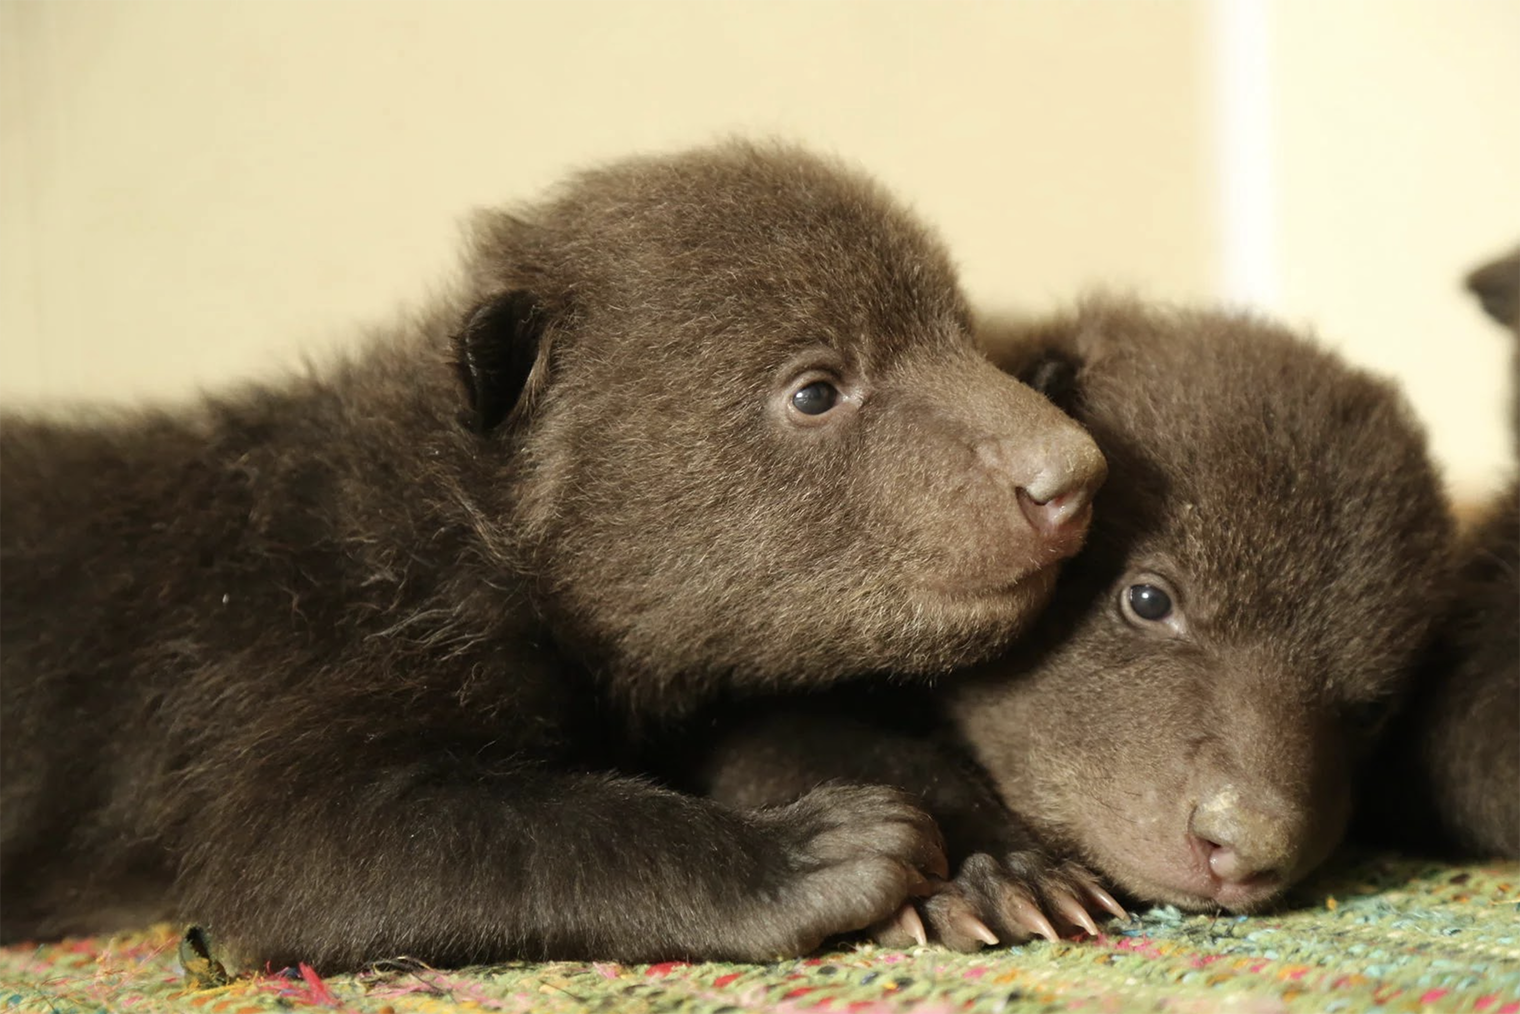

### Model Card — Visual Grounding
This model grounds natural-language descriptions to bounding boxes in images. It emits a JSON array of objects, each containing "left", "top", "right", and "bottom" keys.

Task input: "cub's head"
[
  {"left": 959, "top": 300, "right": 1451, "bottom": 911},
  {"left": 448, "top": 142, "right": 1105, "bottom": 706}
]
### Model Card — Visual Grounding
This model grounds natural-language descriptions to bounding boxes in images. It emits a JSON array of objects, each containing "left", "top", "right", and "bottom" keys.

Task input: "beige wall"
[
  {"left": 1269, "top": 1, "right": 1520, "bottom": 503},
  {"left": 2, "top": 1, "right": 1516, "bottom": 500},
  {"left": 0, "top": 1, "right": 1214, "bottom": 396}
]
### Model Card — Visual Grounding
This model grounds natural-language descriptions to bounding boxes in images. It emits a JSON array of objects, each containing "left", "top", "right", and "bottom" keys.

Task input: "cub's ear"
[
  {"left": 1466, "top": 245, "right": 1520, "bottom": 331},
  {"left": 1017, "top": 349, "right": 1084, "bottom": 416},
  {"left": 452, "top": 290, "right": 550, "bottom": 434},
  {"left": 977, "top": 311, "right": 1085, "bottom": 415}
]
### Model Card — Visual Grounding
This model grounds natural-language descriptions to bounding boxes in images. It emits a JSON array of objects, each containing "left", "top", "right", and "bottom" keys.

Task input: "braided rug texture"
[{"left": 3, "top": 854, "right": 1516, "bottom": 1014}]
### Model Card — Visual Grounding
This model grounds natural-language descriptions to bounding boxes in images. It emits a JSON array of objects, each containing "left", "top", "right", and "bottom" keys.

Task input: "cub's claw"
[
  {"left": 910, "top": 851, "right": 1123, "bottom": 952},
  {"left": 870, "top": 902, "right": 929, "bottom": 948}
]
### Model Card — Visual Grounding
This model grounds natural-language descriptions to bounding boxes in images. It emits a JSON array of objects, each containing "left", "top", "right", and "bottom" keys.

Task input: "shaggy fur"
[
  {"left": 1358, "top": 245, "right": 1520, "bottom": 858},
  {"left": 0, "top": 142, "right": 1106, "bottom": 971},
  {"left": 690, "top": 300, "right": 1452, "bottom": 948}
]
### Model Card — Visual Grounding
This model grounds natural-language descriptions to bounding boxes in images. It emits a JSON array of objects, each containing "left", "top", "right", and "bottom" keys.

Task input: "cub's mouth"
[
  {"left": 921, "top": 502, "right": 1091, "bottom": 605},
  {"left": 1092, "top": 841, "right": 1293, "bottom": 914},
  {"left": 1084, "top": 807, "right": 1337, "bottom": 915}
]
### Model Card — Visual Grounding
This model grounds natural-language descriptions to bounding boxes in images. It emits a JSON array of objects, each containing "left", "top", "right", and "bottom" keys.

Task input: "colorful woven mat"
[{"left": 3, "top": 853, "right": 1516, "bottom": 1013}]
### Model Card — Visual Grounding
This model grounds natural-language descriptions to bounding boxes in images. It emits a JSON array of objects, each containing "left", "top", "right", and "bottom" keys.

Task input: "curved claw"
[
  {"left": 960, "top": 912, "right": 999, "bottom": 947},
  {"left": 1051, "top": 890, "right": 1100, "bottom": 937},
  {"left": 900, "top": 903, "right": 929, "bottom": 946},
  {"left": 1003, "top": 890, "right": 1060, "bottom": 943},
  {"left": 1083, "top": 881, "right": 1130, "bottom": 921},
  {"left": 874, "top": 902, "right": 928, "bottom": 948}
]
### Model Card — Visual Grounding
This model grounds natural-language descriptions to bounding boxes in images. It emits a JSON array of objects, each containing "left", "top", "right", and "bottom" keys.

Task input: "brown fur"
[
  {"left": 0, "top": 141, "right": 1105, "bottom": 970},
  {"left": 953, "top": 301, "right": 1452, "bottom": 912},
  {"left": 689, "top": 299, "right": 1452, "bottom": 949},
  {"left": 1358, "top": 244, "right": 1520, "bottom": 858}
]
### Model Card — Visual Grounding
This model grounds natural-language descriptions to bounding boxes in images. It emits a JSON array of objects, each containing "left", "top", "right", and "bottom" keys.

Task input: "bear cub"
[{"left": 0, "top": 142, "right": 1106, "bottom": 970}]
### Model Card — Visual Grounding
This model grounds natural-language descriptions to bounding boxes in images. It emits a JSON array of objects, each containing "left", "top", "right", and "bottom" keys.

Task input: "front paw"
[
  {"left": 747, "top": 784, "right": 947, "bottom": 956},
  {"left": 880, "top": 851, "right": 1127, "bottom": 952}
]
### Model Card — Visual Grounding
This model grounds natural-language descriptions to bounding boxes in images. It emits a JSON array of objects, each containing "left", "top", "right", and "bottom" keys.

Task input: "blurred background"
[{"left": 2, "top": 0, "right": 1517, "bottom": 501}]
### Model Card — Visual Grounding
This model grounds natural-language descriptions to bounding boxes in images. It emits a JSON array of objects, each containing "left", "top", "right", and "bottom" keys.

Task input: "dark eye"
[
  {"left": 1126, "top": 584, "right": 1173, "bottom": 621},
  {"left": 791, "top": 381, "right": 839, "bottom": 416}
]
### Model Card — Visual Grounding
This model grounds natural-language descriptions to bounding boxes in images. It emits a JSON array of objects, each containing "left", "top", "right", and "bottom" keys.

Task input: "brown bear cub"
[
  {"left": 0, "top": 142, "right": 1106, "bottom": 971},
  {"left": 1358, "top": 245, "right": 1520, "bottom": 858},
  {"left": 689, "top": 300, "right": 1451, "bottom": 949}
]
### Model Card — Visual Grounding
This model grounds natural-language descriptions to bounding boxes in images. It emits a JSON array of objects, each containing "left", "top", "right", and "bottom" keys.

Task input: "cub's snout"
[{"left": 976, "top": 427, "right": 1106, "bottom": 550}]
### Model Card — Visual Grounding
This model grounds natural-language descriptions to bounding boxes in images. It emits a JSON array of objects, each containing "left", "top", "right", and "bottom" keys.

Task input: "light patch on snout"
[
  {"left": 1137, "top": 786, "right": 1167, "bottom": 833},
  {"left": 1195, "top": 784, "right": 1242, "bottom": 827}
]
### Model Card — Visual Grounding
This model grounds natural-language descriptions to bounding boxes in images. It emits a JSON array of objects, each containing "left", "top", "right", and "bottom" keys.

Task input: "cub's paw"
[
  {"left": 746, "top": 784, "right": 947, "bottom": 957},
  {"left": 878, "top": 851, "right": 1126, "bottom": 952}
]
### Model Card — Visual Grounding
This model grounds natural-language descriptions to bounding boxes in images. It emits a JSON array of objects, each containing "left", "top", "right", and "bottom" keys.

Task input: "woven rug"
[{"left": 3, "top": 853, "right": 1515, "bottom": 1014}]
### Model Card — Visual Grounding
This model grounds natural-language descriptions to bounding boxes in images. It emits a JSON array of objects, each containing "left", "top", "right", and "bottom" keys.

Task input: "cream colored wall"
[
  {"left": 1, "top": 1, "right": 1516, "bottom": 500},
  {"left": 0, "top": 1, "right": 1212, "bottom": 395},
  {"left": 1268, "top": 1, "right": 1520, "bottom": 503}
]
